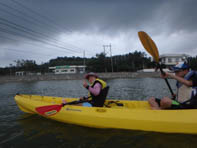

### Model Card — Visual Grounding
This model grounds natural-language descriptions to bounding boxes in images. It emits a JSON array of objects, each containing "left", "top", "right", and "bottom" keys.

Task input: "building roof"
[
  {"left": 160, "top": 54, "right": 190, "bottom": 58},
  {"left": 49, "top": 65, "right": 86, "bottom": 69}
]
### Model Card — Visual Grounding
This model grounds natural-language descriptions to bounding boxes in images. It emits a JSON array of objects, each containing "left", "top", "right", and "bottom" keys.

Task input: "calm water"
[{"left": 0, "top": 78, "right": 197, "bottom": 148}]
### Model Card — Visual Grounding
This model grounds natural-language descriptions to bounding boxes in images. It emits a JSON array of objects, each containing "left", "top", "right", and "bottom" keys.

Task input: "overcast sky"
[{"left": 0, "top": 0, "right": 197, "bottom": 67}]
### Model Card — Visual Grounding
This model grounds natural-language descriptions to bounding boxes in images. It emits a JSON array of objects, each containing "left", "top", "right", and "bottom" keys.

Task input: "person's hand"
[
  {"left": 83, "top": 80, "right": 88, "bottom": 88},
  {"left": 161, "top": 72, "right": 168, "bottom": 78},
  {"left": 161, "top": 72, "right": 175, "bottom": 79},
  {"left": 79, "top": 97, "right": 84, "bottom": 101},
  {"left": 171, "top": 94, "right": 176, "bottom": 99},
  {"left": 79, "top": 96, "right": 88, "bottom": 101}
]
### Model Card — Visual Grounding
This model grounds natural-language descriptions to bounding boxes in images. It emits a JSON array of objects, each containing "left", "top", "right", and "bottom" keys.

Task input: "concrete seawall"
[{"left": 0, "top": 72, "right": 160, "bottom": 83}]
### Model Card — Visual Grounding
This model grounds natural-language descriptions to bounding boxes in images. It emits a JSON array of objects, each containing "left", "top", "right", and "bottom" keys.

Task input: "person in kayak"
[
  {"left": 148, "top": 62, "right": 197, "bottom": 110},
  {"left": 79, "top": 72, "right": 109, "bottom": 107}
]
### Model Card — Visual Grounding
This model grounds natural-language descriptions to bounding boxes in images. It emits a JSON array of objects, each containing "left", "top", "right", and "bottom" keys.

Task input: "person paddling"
[
  {"left": 79, "top": 72, "right": 109, "bottom": 107},
  {"left": 148, "top": 62, "right": 197, "bottom": 110}
]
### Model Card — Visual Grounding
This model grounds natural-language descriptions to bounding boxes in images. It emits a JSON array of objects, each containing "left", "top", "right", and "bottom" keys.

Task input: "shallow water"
[{"left": 1, "top": 78, "right": 197, "bottom": 148}]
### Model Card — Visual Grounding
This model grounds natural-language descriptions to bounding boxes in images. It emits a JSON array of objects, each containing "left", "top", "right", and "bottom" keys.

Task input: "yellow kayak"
[{"left": 15, "top": 94, "right": 197, "bottom": 134}]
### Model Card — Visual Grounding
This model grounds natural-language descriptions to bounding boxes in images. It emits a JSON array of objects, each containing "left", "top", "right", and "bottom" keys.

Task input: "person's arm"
[
  {"left": 88, "top": 83, "right": 102, "bottom": 96},
  {"left": 165, "top": 73, "right": 193, "bottom": 87}
]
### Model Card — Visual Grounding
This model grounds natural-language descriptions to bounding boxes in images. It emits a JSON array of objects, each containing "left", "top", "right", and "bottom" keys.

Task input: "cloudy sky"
[{"left": 0, "top": 0, "right": 197, "bottom": 67}]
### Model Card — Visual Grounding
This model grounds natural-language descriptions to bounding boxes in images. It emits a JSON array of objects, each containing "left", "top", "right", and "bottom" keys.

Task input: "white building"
[
  {"left": 49, "top": 65, "right": 86, "bottom": 74},
  {"left": 160, "top": 54, "right": 190, "bottom": 67},
  {"left": 15, "top": 71, "right": 26, "bottom": 76},
  {"left": 138, "top": 68, "right": 171, "bottom": 72},
  {"left": 15, "top": 71, "right": 42, "bottom": 76}
]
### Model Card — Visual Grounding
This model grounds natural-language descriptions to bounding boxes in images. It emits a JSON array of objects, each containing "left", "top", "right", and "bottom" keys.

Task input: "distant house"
[
  {"left": 15, "top": 71, "right": 42, "bottom": 76},
  {"left": 160, "top": 54, "right": 190, "bottom": 67},
  {"left": 138, "top": 68, "right": 171, "bottom": 73},
  {"left": 49, "top": 65, "right": 86, "bottom": 74},
  {"left": 15, "top": 71, "right": 26, "bottom": 76},
  {"left": 137, "top": 68, "right": 156, "bottom": 72}
]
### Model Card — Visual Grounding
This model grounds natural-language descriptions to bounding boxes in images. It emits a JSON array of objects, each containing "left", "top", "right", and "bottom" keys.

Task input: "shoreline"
[{"left": 0, "top": 72, "right": 160, "bottom": 83}]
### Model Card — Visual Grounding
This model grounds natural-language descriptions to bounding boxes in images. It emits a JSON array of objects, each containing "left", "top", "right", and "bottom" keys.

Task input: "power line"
[
  {"left": 0, "top": 0, "right": 100, "bottom": 61},
  {"left": 0, "top": 22, "right": 84, "bottom": 56},
  {"left": 0, "top": 1, "right": 89, "bottom": 54},
  {"left": 0, "top": 34, "right": 78, "bottom": 56},
  {"left": 7, "top": 0, "right": 94, "bottom": 54},
  {"left": 3, "top": 48, "right": 52, "bottom": 57},
  {"left": 9, "top": 0, "right": 73, "bottom": 33},
  {"left": 0, "top": 17, "right": 82, "bottom": 53}
]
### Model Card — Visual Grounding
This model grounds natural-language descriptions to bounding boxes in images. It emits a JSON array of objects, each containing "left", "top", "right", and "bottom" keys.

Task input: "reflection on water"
[
  {"left": 1, "top": 78, "right": 197, "bottom": 148},
  {"left": 7, "top": 114, "right": 197, "bottom": 148}
]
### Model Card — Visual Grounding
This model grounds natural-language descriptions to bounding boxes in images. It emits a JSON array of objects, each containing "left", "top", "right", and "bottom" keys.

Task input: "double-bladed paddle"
[
  {"left": 138, "top": 31, "right": 175, "bottom": 99},
  {"left": 36, "top": 98, "right": 90, "bottom": 116}
]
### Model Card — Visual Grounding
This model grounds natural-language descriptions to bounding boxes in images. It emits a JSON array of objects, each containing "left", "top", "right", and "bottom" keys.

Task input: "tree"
[
  {"left": 14, "top": 59, "right": 37, "bottom": 72},
  {"left": 86, "top": 52, "right": 106, "bottom": 72}
]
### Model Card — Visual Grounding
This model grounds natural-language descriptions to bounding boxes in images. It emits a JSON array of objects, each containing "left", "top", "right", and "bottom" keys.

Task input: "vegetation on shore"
[{"left": 0, "top": 51, "right": 197, "bottom": 76}]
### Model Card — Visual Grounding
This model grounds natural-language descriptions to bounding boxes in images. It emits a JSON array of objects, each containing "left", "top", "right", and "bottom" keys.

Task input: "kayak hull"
[{"left": 15, "top": 94, "right": 197, "bottom": 134}]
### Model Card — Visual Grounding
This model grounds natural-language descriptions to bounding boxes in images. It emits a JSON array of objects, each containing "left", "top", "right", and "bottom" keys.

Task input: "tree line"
[{"left": 0, "top": 51, "right": 197, "bottom": 76}]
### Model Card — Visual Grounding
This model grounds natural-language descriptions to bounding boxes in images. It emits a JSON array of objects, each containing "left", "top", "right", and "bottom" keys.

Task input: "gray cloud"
[{"left": 0, "top": 0, "right": 197, "bottom": 67}]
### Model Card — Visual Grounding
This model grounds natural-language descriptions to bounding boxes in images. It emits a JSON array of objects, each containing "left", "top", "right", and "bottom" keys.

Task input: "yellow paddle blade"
[{"left": 138, "top": 31, "right": 159, "bottom": 62}]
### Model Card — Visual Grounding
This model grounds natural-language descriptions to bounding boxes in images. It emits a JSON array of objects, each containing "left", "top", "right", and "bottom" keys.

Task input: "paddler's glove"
[{"left": 79, "top": 96, "right": 88, "bottom": 101}]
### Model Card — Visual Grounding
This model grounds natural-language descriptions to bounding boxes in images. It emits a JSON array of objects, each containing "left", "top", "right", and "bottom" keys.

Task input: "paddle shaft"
[
  {"left": 158, "top": 64, "right": 175, "bottom": 100},
  {"left": 62, "top": 99, "right": 90, "bottom": 107}
]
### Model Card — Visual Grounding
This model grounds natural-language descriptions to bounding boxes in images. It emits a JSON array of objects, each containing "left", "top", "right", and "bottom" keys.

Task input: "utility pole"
[
  {"left": 103, "top": 45, "right": 107, "bottom": 72},
  {"left": 83, "top": 50, "right": 86, "bottom": 73},
  {"left": 9, "top": 64, "right": 12, "bottom": 76},
  {"left": 109, "top": 44, "right": 113, "bottom": 72},
  {"left": 103, "top": 44, "right": 114, "bottom": 72},
  {"left": 103, "top": 45, "right": 106, "bottom": 55}
]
